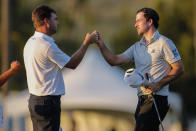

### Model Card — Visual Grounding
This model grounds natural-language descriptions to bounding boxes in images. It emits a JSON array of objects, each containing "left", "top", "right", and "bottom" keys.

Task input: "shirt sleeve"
[
  {"left": 162, "top": 39, "right": 181, "bottom": 64},
  {"left": 122, "top": 45, "right": 134, "bottom": 61},
  {"left": 47, "top": 43, "right": 70, "bottom": 69}
]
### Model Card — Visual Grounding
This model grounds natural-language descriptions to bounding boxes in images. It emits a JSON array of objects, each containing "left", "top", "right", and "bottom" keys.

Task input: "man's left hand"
[{"left": 147, "top": 82, "right": 161, "bottom": 93}]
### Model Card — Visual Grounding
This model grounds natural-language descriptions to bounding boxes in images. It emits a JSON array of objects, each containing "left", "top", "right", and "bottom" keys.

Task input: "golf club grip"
[{"left": 145, "top": 73, "right": 149, "bottom": 80}]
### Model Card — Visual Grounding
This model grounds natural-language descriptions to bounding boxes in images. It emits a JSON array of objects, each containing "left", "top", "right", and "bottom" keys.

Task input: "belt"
[
  {"left": 139, "top": 94, "right": 167, "bottom": 99},
  {"left": 139, "top": 94, "right": 152, "bottom": 99},
  {"left": 30, "top": 94, "right": 61, "bottom": 99}
]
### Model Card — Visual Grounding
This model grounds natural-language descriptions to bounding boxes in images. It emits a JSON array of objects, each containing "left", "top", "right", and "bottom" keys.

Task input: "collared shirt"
[
  {"left": 24, "top": 31, "right": 70, "bottom": 96},
  {"left": 123, "top": 31, "right": 181, "bottom": 96}
]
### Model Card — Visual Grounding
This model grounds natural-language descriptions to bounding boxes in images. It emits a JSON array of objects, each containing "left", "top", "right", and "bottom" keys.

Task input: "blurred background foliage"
[{"left": 0, "top": 0, "right": 196, "bottom": 128}]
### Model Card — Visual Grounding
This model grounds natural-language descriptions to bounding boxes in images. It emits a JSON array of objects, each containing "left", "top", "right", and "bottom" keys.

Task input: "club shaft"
[{"left": 152, "top": 95, "right": 164, "bottom": 131}]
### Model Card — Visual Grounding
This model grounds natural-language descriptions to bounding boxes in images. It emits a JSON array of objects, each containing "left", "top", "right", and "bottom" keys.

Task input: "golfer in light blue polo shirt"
[
  {"left": 94, "top": 7, "right": 184, "bottom": 131},
  {"left": 123, "top": 30, "right": 181, "bottom": 96}
]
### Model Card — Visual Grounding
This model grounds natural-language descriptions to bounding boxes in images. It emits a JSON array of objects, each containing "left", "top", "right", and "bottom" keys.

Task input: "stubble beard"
[
  {"left": 137, "top": 31, "right": 144, "bottom": 36},
  {"left": 49, "top": 27, "right": 57, "bottom": 35}
]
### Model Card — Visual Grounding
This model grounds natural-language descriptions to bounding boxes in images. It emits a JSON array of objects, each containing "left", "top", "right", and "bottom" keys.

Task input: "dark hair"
[
  {"left": 137, "top": 8, "right": 159, "bottom": 29},
  {"left": 32, "top": 5, "right": 56, "bottom": 28}
]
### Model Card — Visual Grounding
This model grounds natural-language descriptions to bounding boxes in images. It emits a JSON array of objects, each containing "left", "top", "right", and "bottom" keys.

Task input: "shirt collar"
[
  {"left": 34, "top": 31, "right": 55, "bottom": 42},
  {"left": 140, "top": 30, "right": 160, "bottom": 46}
]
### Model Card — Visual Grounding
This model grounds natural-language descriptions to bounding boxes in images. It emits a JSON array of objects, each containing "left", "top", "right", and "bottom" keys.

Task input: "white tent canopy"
[
  {"left": 61, "top": 47, "right": 138, "bottom": 112},
  {"left": 4, "top": 47, "right": 182, "bottom": 117}
]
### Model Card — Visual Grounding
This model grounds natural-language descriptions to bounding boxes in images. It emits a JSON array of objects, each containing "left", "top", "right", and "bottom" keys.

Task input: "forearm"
[
  {"left": 0, "top": 69, "right": 16, "bottom": 87},
  {"left": 158, "top": 65, "right": 184, "bottom": 88},
  {"left": 65, "top": 44, "right": 89, "bottom": 69},
  {"left": 98, "top": 43, "right": 117, "bottom": 66},
  {"left": 148, "top": 61, "right": 184, "bottom": 93},
  {"left": 158, "top": 74, "right": 180, "bottom": 88}
]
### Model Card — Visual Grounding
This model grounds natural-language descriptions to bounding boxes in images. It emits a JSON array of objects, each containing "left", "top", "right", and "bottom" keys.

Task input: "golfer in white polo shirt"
[
  {"left": 23, "top": 5, "right": 97, "bottom": 131},
  {"left": 95, "top": 8, "right": 184, "bottom": 131}
]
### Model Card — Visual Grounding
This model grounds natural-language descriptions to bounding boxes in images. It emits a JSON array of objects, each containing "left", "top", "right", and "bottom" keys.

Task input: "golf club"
[
  {"left": 145, "top": 73, "right": 164, "bottom": 131},
  {"left": 151, "top": 94, "right": 164, "bottom": 131}
]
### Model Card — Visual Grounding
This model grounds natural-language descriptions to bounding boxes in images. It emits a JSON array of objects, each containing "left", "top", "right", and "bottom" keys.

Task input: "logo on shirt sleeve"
[{"left": 172, "top": 49, "right": 179, "bottom": 58}]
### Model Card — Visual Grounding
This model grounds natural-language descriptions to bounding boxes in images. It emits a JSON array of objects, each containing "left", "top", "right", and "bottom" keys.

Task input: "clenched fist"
[{"left": 10, "top": 61, "right": 21, "bottom": 74}]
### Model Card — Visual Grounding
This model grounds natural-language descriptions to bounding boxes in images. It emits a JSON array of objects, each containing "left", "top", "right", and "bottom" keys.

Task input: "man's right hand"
[
  {"left": 10, "top": 61, "right": 21, "bottom": 74},
  {"left": 83, "top": 32, "right": 97, "bottom": 46},
  {"left": 91, "top": 30, "right": 105, "bottom": 47}
]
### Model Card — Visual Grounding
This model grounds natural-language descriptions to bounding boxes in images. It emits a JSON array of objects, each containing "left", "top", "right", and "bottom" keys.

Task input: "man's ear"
[
  {"left": 148, "top": 18, "right": 153, "bottom": 26},
  {"left": 43, "top": 18, "right": 49, "bottom": 27}
]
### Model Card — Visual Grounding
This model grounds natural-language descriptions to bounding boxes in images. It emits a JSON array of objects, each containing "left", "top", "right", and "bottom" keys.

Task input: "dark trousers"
[
  {"left": 28, "top": 94, "right": 61, "bottom": 131},
  {"left": 134, "top": 95, "right": 169, "bottom": 131}
]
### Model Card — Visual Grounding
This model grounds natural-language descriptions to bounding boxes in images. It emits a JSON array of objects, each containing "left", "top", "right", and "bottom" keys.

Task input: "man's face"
[
  {"left": 135, "top": 12, "right": 150, "bottom": 36},
  {"left": 47, "top": 13, "right": 58, "bottom": 35}
]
